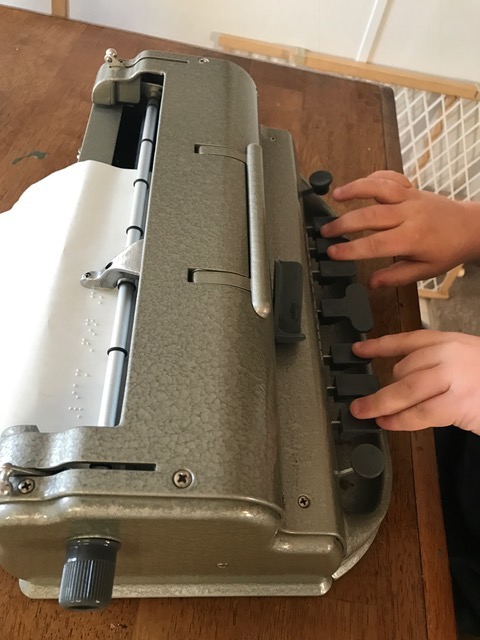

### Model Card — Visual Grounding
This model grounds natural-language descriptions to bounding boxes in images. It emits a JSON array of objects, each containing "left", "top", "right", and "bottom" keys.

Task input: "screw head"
[
  {"left": 198, "top": 57, "right": 209, "bottom": 64},
  {"left": 297, "top": 495, "right": 310, "bottom": 508},
  {"left": 18, "top": 478, "right": 35, "bottom": 494},
  {"left": 173, "top": 469, "right": 193, "bottom": 488}
]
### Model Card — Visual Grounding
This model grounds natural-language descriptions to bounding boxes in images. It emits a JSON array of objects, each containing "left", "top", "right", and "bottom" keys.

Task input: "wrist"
[{"left": 460, "top": 201, "right": 480, "bottom": 263}]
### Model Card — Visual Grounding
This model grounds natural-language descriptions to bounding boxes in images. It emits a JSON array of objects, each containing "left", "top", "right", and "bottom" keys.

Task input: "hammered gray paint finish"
[{"left": 0, "top": 51, "right": 390, "bottom": 597}]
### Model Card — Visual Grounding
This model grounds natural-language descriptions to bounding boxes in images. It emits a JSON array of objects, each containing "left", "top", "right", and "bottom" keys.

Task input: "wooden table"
[{"left": 0, "top": 8, "right": 457, "bottom": 640}]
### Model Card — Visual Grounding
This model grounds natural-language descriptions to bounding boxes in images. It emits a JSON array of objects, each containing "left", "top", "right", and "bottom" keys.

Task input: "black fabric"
[{"left": 435, "top": 426, "right": 480, "bottom": 635}]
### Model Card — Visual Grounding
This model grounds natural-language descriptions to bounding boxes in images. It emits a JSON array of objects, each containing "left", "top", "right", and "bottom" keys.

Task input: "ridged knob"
[{"left": 59, "top": 538, "right": 120, "bottom": 610}]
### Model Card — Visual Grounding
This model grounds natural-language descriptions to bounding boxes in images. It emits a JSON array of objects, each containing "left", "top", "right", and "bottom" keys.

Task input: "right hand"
[
  {"left": 321, "top": 170, "right": 480, "bottom": 289},
  {"left": 350, "top": 330, "right": 480, "bottom": 435}
]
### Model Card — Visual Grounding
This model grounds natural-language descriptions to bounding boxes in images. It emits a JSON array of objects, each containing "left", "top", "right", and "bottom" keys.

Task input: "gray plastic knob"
[
  {"left": 351, "top": 444, "right": 385, "bottom": 479},
  {"left": 59, "top": 538, "right": 120, "bottom": 610}
]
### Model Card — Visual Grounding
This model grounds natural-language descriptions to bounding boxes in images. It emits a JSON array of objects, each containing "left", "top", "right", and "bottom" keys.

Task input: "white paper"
[{"left": 0, "top": 161, "right": 136, "bottom": 433}]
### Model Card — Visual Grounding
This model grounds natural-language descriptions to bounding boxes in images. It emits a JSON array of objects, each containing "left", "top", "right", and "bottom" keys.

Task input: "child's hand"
[
  {"left": 350, "top": 330, "right": 480, "bottom": 434},
  {"left": 321, "top": 170, "right": 480, "bottom": 288}
]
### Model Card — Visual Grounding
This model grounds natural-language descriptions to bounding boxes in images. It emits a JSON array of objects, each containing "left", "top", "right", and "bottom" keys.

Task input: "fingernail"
[
  {"left": 320, "top": 224, "right": 331, "bottom": 237},
  {"left": 332, "top": 188, "right": 342, "bottom": 199}
]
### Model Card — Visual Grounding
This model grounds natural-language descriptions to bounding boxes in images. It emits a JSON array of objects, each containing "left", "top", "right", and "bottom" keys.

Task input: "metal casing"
[{"left": 0, "top": 51, "right": 390, "bottom": 598}]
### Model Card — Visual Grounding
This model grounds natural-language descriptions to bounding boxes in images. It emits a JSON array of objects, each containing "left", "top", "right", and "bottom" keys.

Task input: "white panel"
[
  {"left": 372, "top": 0, "right": 480, "bottom": 82},
  {"left": 69, "top": 0, "right": 372, "bottom": 59},
  {"left": 356, "top": 0, "right": 390, "bottom": 61},
  {"left": 0, "top": 162, "right": 136, "bottom": 433},
  {"left": 55, "top": 0, "right": 480, "bottom": 82},
  {"left": 1, "top": 0, "right": 50, "bottom": 12}
]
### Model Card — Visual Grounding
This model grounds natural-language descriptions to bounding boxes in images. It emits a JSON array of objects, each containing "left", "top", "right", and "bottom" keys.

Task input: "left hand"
[{"left": 350, "top": 330, "right": 480, "bottom": 434}]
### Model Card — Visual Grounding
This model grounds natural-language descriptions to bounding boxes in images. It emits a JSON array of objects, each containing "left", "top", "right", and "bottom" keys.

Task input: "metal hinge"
[{"left": 80, "top": 239, "right": 143, "bottom": 290}]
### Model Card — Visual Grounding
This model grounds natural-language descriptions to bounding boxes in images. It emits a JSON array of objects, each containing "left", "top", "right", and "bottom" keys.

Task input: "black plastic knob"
[
  {"left": 59, "top": 538, "right": 120, "bottom": 610},
  {"left": 309, "top": 171, "right": 333, "bottom": 196}
]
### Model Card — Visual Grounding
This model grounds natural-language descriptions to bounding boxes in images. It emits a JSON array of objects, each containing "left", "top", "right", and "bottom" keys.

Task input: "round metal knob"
[{"left": 59, "top": 538, "right": 120, "bottom": 610}]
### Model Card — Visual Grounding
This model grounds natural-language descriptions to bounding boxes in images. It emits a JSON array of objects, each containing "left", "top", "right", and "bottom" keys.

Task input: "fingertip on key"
[
  {"left": 326, "top": 244, "right": 339, "bottom": 257},
  {"left": 351, "top": 341, "right": 368, "bottom": 357},
  {"left": 320, "top": 224, "right": 332, "bottom": 238},
  {"left": 349, "top": 398, "right": 363, "bottom": 418}
]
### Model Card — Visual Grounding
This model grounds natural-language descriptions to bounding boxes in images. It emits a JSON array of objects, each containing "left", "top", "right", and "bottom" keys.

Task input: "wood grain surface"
[{"left": 0, "top": 8, "right": 457, "bottom": 640}]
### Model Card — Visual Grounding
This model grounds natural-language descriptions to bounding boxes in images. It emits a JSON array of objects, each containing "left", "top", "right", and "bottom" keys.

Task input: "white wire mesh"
[{"left": 393, "top": 87, "right": 480, "bottom": 294}]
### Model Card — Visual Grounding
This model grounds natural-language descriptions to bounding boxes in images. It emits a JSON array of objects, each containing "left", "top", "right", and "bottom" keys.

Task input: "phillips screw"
[
  {"left": 18, "top": 478, "right": 35, "bottom": 494},
  {"left": 297, "top": 495, "right": 310, "bottom": 508},
  {"left": 173, "top": 469, "right": 193, "bottom": 488}
]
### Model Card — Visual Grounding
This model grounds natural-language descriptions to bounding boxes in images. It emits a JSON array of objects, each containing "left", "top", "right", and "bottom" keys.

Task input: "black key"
[
  {"left": 319, "top": 283, "right": 373, "bottom": 333},
  {"left": 313, "top": 260, "right": 356, "bottom": 283},
  {"left": 329, "top": 373, "right": 379, "bottom": 402},
  {"left": 312, "top": 236, "right": 348, "bottom": 260},
  {"left": 334, "top": 406, "right": 380, "bottom": 435},
  {"left": 325, "top": 343, "right": 371, "bottom": 369}
]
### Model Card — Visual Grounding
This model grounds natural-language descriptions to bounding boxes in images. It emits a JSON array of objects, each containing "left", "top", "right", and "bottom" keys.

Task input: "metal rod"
[
  {"left": 98, "top": 282, "right": 135, "bottom": 426},
  {"left": 246, "top": 143, "right": 272, "bottom": 319},
  {"left": 98, "top": 95, "right": 160, "bottom": 427}
]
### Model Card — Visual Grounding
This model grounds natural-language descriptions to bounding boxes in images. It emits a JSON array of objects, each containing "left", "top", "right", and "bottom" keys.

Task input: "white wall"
[
  {"left": 372, "top": 0, "right": 480, "bottom": 83},
  {"left": 2, "top": 0, "right": 49, "bottom": 13},
  {"left": 3, "top": 0, "right": 480, "bottom": 82},
  {"left": 68, "top": 0, "right": 374, "bottom": 60}
]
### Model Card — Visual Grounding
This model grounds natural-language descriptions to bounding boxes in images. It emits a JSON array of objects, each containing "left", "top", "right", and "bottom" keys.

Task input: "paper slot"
[{"left": 0, "top": 161, "right": 137, "bottom": 433}]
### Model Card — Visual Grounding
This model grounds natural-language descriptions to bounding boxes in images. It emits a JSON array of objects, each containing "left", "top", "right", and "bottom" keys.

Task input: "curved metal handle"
[{"left": 246, "top": 143, "right": 272, "bottom": 318}]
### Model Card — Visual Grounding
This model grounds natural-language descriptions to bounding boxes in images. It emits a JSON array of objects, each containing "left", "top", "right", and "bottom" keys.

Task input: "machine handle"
[{"left": 246, "top": 143, "right": 272, "bottom": 318}]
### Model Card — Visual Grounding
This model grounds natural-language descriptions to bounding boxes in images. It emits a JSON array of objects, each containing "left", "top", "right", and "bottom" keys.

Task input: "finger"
[
  {"left": 392, "top": 345, "right": 443, "bottom": 380},
  {"left": 321, "top": 205, "right": 403, "bottom": 237},
  {"left": 368, "top": 260, "right": 434, "bottom": 289},
  {"left": 352, "top": 330, "right": 449, "bottom": 359},
  {"left": 350, "top": 366, "right": 450, "bottom": 419},
  {"left": 375, "top": 392, "right": 454, "bottom": 431},
  {"left": 367, "top": 171, "right": 413, "bottom": 188},
  {"left": 332, "top": 177, "right": 411, "bottom": 204},
  {"left": 327, "top": 228, "right": 409, "bottom": 261}
]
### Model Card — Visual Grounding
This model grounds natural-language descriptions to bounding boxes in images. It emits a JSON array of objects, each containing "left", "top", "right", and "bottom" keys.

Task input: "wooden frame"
[
  {"left": 51, "top": 0, "right": 68, "bottom": 18},
  {"left": 216, "top": 33, "right": 480, "bottom": 100},
  {"left": 418, "top": 265, "right": 465, "bottom": 300}
]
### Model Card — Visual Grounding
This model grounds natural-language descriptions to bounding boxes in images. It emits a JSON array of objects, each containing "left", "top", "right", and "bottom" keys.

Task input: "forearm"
[{"left": 460, "top": 201, "right": 480, "bottom": 263}]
